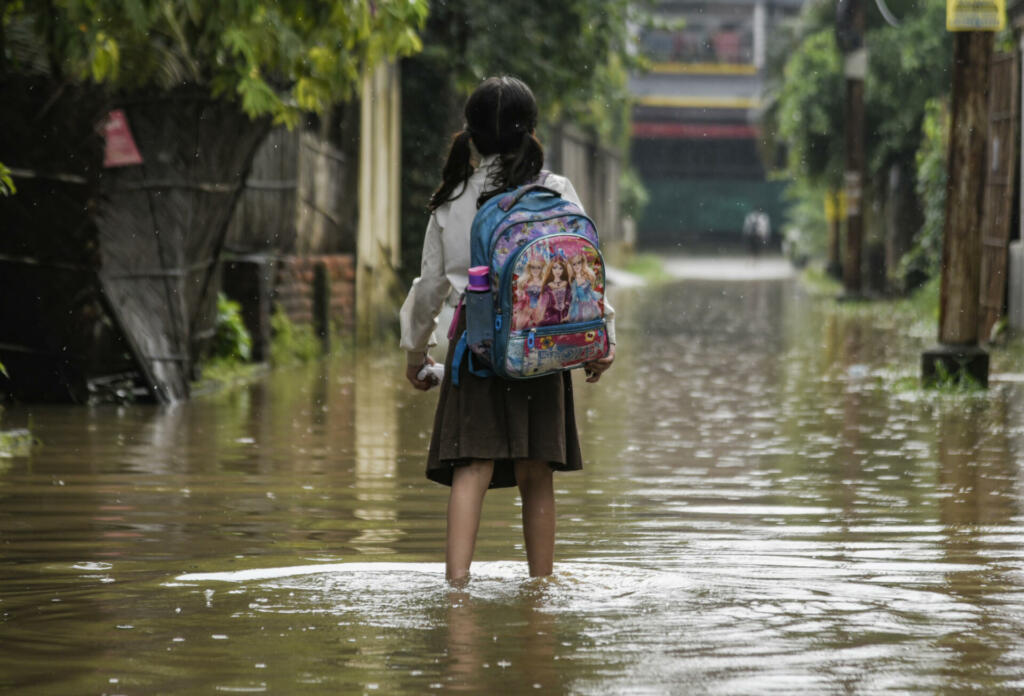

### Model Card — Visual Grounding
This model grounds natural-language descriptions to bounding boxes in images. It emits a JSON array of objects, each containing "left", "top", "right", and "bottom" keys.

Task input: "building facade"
[{"left": 631, "top": 0, "right": 804, "bottom": 247}]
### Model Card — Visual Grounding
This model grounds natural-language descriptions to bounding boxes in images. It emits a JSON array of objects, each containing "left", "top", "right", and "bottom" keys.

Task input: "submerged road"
[{"left": 2, "top": 262, "right": 1024, "bottom": 694}]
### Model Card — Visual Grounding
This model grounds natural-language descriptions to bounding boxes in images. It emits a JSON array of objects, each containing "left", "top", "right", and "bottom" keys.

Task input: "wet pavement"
[{"left": 2, "top": 265, "right": 1024, "bottom": 694}]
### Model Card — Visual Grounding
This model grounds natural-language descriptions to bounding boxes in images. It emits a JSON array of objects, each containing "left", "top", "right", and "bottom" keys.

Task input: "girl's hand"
[
  {"left": 584, "top": 344, "right": 615, "bottom": 383},
  {"left": 407, "top": 355, "right": 438, "bottom": 391}
]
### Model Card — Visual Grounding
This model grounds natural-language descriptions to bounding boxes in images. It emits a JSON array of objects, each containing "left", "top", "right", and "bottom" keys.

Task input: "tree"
[
  {"left": 864, "top": 2, "right": 951, "bottom": 177},
  {"left": 400, "top": 0, "right": 644, "bottom": 276},
  {"left": 773, "top": 28, "right": 846, "bottom": 191},
  {"left": 763, "top": 0, "right": 951, "bottom": 285},
  {"left": 1, "top": 0, "right": 427, "bottom": 126}
]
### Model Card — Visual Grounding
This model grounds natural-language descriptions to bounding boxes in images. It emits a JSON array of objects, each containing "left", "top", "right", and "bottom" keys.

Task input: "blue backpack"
[{"left": 451, "top": 175, "right": 610, "bottom": 385}]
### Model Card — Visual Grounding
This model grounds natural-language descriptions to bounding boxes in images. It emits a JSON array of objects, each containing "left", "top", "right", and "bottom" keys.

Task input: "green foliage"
[
  {"left": 0, "top": 428, "right": 33, "bottom": 457},
  {"left": 435, "top": 0, "right": 643, "bottom": 148},
  {"left": 901, "top": 273, "right": 940, "bottom": 325},
  {"left": 774, "top": 29, "right": 845, "bottom": 189},
  {"left": 764, "top": 0, "right": 952, "bottom": 275},
  {"left": 400, "top": 0, "right": 644, "bottom": 280},
  {"left": 623, "top": 253, "right": 669, "bottom": 283},
  {"left": 780, "top": 179, "right": 831, "bottom": 264},
  {"left": 800, "top": 263, "right": 843, "bottom": 296},
  {"left": 923, "top": 359, "right": 986, "bottom": 393},
  {"left": 3, "top": 1, "right": 427, "bottom": 125},
  {"left": 270, "top": 305, "right": 321, "bottom": 365},
  {"left": 864, "top": 1, "right": 951, "bottom": 175},
  {"left": 902, "top": 99, "right": 948, "bottom": 282},
  {"left": 209, "top": 293, "right": 252, "bottom": 363},
  {"left": 619, "top": 167, "right": 650, "bottom": 221},
  {"left": 193, "top": 360, "right": 267, "bottom": 393},
  {"left": 0, "top": 163, "right": 14, "bottom": 196}
]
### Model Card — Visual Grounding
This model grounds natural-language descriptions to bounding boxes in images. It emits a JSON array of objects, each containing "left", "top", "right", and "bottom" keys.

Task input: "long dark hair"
[{"left": 428, "top": 76, "right": 545, "bottom": 211}]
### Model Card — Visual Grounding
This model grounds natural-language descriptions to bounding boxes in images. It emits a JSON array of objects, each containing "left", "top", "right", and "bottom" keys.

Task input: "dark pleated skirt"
[{"left": 426, "top": 316, "right": 584, "bottom": 489}]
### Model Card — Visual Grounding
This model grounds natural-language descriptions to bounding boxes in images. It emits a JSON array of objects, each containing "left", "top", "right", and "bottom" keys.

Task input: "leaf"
[
  {"left": 122, "top": 0, "right": 149, "bottom": 32},
  {"left": 6, "top": 0, "right": 429, "bottom": 119},
  {"left": 0, "top": 163, "right": 16, "bottom": 197},
  {"left": 89, "top": 32, "right": 121, "bottom": 83}
]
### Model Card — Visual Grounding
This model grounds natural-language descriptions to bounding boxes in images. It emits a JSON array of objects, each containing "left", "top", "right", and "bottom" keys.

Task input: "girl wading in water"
[{"left": 400, "top": 76, "right": 616, "bottom": 584}]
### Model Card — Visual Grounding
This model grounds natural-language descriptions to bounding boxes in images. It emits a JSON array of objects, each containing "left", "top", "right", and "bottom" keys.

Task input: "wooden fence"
[
  {"left": 225, "top": 127, "right": 357, "bottom": 256},
  {"left": 978, "top": 51, "right": 1019, "bottom": 341}
]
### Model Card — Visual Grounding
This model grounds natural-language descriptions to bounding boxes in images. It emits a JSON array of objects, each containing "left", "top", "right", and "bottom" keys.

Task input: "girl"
[
  {"left": 537, "top": 256, "right": 571, "bottom": 326},
  {"left": 399, "top": 76, "right": 616, "bottom": 584},
  {"left": 567, "top": 252, "right": 602, "bottom": 322}
]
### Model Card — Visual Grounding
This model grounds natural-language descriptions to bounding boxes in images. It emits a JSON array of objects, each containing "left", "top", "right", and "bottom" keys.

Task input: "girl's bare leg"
[
  {"left": 446, "top": 460, "right": 494, "bottom": 584},
  {"left": 514, "top": 459, "right": 555, "bottom": 577}
]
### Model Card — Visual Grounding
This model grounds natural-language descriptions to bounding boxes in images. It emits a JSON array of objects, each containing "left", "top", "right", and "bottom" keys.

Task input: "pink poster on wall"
[{"left": 102, "top": 109, "right": 143, "bottom": 168}]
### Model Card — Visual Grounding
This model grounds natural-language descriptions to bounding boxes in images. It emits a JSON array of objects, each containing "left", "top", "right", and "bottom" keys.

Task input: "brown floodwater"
[{"left": 3, "top": 266, "right": 1024, "bottom": 695}]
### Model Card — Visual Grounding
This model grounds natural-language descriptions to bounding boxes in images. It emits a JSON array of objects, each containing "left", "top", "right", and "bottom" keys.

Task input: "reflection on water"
[
  {"left": 2, "top": 272, "right": 1024, "bottom": 694},
  {"left": 352, "top": 359, "right": 402, "bottom": 555}
]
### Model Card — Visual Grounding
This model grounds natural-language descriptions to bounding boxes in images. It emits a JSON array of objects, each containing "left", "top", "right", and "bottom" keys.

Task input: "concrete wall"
[
  {"left": 356, "top": 60, "right": 404, "bottom": 342},
  {"left": 547, "top": 123, "right": 626, "bottom": 262}
]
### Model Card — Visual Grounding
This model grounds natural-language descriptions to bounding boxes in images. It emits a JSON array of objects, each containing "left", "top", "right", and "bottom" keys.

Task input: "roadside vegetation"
[
  {"left": 763, "top": 0, "right": 952, "bottom": 292},
  {"left": 269, "top": 307, "right": 323, "bottom": 366},
  {"left": 399, "top": 0, "right": 649, "bottom": 282},
  {"left": 1, "top": 1, "right": 426, "bottom": 127},
  {"left": 624, "top": 253, "right": 671, "bottom": 284},
  {"left": 194, "top": 295, "right": 330, "bottom": 394}
]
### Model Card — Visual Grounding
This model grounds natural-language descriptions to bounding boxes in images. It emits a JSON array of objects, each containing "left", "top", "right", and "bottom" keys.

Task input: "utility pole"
[
  {"left": 836, "top": 0, "right": 866, "bottom": 298},
  {"left": 921, "top": 18, "right": 997, "bottom": 387}
]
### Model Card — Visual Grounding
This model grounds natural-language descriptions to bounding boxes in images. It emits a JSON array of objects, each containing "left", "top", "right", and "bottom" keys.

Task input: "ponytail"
[
  {"left": 428, "top": 130, "right": 474, "bottom": 211},
  {"left": 478, "top": 131, "right": 544, "bottom": 207},
  {"left": 430, "top": 76, "right": 544, "bottom": 210}
]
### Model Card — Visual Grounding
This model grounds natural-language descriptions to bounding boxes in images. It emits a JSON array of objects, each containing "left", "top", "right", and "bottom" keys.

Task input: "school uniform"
[{"left": 399, "top": 155, "right": 617, "bottom": 488}]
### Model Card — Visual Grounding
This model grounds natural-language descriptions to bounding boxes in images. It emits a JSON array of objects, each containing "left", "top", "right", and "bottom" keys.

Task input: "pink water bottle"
[{"left": 466, "top": 266, "right": 493, "bottom": 356}]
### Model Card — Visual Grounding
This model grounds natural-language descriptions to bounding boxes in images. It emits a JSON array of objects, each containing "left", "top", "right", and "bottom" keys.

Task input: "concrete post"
[
  {"left": 312, "top": 260, "right": 330, "bottom": 353},
  {"left": 753, "top": 1, "right": 767, "bottom": 69},
  {"left": 1009, "top": 241, "right": 1024, "bottom": 331},
  {"left": 356, "top": 61, "right": 404, "bottom": 344}
]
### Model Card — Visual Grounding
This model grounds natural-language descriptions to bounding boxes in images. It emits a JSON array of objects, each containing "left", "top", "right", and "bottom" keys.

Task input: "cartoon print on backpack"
[
  {"left": 537, "top": 255, "right": 570, "bottom": 326},
  {"left": 512, "top": 252, "right": 546, "bottom": 330},
  {"left": 568, "top": 250, "right": 602, "bottom": 322}
]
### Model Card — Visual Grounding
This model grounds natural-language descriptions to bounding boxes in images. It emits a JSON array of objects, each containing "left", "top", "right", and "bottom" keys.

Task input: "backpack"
[{"left": 451, "top": 174, "right": 610, "bottom": 384}]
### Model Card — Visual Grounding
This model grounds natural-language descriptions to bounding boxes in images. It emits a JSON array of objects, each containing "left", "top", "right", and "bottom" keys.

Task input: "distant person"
[
  {"left": 399, "top": 76, "right": 617, "bottom": 585},
  {"left": 742, "top": 210, "right": 771, "bottom": 256}
]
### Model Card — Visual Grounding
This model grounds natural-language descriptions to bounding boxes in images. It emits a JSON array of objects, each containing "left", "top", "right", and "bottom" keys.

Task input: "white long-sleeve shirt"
[{"left": 399, "top": 154, "right": 616, "bottom": 365}]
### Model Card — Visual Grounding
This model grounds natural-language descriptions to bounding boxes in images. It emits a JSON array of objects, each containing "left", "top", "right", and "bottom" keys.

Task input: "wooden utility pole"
[
  {"left": 836, "top": 0, "right": 865, "bottom": 297},
  {"left": 922, "top": 31, "right": 993, "bottom": 387}
]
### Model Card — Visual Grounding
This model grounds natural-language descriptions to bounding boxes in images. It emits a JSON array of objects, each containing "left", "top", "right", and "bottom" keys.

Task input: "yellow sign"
[
  {"left": 947, "top": 0, "right": 1006, "bottom": 31},
  {"left": 824, "top": 191, "right": 847, "bottom": 223}
]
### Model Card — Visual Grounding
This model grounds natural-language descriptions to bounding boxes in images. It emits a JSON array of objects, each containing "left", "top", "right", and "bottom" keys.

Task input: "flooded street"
[{"left": 4, "top": 265, "right": 1024, "bottom": 695}]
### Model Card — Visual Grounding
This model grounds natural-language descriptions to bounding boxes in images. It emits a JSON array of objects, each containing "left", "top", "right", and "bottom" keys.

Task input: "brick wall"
[{"left": 274, "top": 254, "right": 356, "bottom": 334}]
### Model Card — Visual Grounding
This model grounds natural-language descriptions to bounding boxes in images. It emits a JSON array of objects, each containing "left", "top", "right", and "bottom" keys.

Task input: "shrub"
[{"left": 209, "top": 293, "right": 252, "bottom": 362}]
